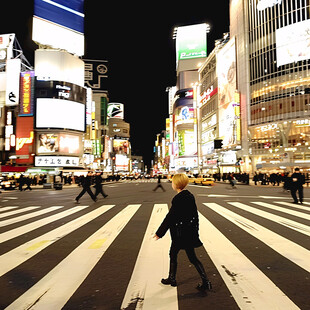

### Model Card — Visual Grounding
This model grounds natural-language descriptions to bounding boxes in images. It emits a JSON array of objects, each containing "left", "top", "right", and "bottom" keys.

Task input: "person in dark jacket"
[
  {"left": 290, "top": 168, "right": 305, "bottom": 204},
  {"left": 154, "top": 173, "right": 212, "bottom": 291},
  {"left": 153, "top": 174, "right": 166, "bottom": 192},
  {"left": 75, "top": 173, "right": 97, "bottom": 203},
  {"left": 94, "top": 172, "right": 108, "bottom": 199}
]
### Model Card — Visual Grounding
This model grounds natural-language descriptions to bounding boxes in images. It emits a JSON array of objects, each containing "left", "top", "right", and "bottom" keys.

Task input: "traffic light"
[{"left": 214, "top": 139, "right": 223, "bottom": 149}]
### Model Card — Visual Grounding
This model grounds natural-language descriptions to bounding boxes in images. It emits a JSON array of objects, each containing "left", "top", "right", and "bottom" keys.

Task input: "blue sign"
[{"left": 34, "top": 0, "right": 84, "bottom": 34}]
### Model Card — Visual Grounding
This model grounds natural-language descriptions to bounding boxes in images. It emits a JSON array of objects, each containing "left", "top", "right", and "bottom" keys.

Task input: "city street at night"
[{"left": 0, "top": 181, "right": 309, "bottom": 309}]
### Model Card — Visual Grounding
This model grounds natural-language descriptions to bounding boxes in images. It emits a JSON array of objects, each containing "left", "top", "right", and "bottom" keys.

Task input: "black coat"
[
  {"left": 156, "top": 190, "right": 203, "bottom": 249},
  {"left": 290, "top": 172, "right": 305, "bottom": 189}
]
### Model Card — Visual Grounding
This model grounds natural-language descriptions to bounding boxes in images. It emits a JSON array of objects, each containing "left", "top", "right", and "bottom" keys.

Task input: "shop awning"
[{"left": 0, "top": 166, "right": 28, "bottom": 173}]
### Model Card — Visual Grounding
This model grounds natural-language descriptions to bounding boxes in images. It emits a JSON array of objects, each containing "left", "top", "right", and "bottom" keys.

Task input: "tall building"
[
  {"left": 167, "top": 23, "right": 210, "bottom": 173},
  {"left": 230, "top": 0, "right": 310, "bottom": 172}
]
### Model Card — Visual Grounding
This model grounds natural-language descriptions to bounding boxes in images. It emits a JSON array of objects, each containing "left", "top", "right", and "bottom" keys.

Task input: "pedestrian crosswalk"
[{"left": 0, "top": 199, "right": 309, "bottom": 309}]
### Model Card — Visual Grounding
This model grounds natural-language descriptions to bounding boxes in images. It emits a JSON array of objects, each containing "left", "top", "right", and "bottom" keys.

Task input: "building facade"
[{"left": 231, "top": 0, "right": 310, "bottom": 172}]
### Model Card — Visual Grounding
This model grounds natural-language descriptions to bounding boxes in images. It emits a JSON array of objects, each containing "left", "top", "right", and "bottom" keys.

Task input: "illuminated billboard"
[
  {"left": 217, "top": 38, "right": 237, "bottom": 147},
  {"left": 0, "top": 34, "right": 15, "bottom": 62},
  {"left": 37, "top": 133, "right": 81, "bottom": 155},
  {"left": 16, "top": 117, "right": 34, "bottom": 165},
  {"left": 32, "top": 0, "right": 84, "bottom": 56},
  {"left": 276, "top": 19, "right": 310, "bottom": 67},
  {"left": 107, "top": 103, "right": 124, "bottom": 119},
  {"left": 6, "top": 58, "right": 21, "bottom": 106},
  {"left": 36, "top": 98, "right": 86, "bottom": 132},
  {"left": 19, "top": 71, "right": 35, "bottom": 116},
  {"left": 176, "top": 24, "right": 207, "bottom": 61},
  {"left": 113, "top": 139, "right": 129, "bottom": 154},
  {"left": 178, "top": 129, "right": 196, "bottom": 156}
]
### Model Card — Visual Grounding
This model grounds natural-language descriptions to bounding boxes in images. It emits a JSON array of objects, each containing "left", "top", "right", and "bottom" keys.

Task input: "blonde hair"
[{"left": 172, "top": 174, "right": 189, "bottom": 190}]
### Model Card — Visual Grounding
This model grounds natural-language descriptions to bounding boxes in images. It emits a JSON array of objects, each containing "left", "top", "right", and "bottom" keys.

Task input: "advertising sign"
[
  {"left": 32, "top": 0, "right": 84, "bottom": 56},
  {"left": 178, "top": 129, "right": 196, "bottom": 156},
  {"left": 19, "top": 71, "right": 35, "bottom": 116},
  {"left": 217, "top": 38, "right": 237, "bottom": 147},
  {"left": 37, "top": 133, "right": 81, "bottom": 154},
  {"left": 176, "top": 24, "right": 207, "bottom": 61},
  {"left": 115, "top": 154, "right": 129, "bottom": 172},
  {"left": 35, "top": 156, "right": 80, "bottom": 167},
  {"left": 113, "top": 139, "right": 129, "bottom": 154},
  {"left": 16, "top": 117, "right": 34, "bottom": 165},
  {"left": 36, "top": 80, "right": 86, "bottom": 104},
  {"left": 107, "top": 103, "right": 124, "bottom": 119},
  {"left": 0, "top": 33, "right": 15, "bottom": 62},
  {"left": 36, "top": 98, "right": 86, "bottom": 132},
  {"left": 6, "top": 58, "right": 21, "bottom": 106},
  {"left": 276, "top": 19, "right": 310, "bottom": 67}
]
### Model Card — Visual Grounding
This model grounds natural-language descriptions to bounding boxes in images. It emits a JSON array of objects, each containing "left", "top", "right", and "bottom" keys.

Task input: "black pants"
[
  {"left": 290, "top": 186, "right": 304, "bottom": 203},
  {"left": 170, "top": 245, "right": 201, "bottom": 266},
  {"left": 76, "top": 187, "right": 96, "bottom": 201},
  {"left": 95, "top": 186, "right": 107, "bottom": 198},
  {"left": 169, "top": 244, "right": 208, "bottom": 282}
]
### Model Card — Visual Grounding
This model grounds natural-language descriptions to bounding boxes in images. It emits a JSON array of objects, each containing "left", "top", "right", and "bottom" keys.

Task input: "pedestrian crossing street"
[{"left": 0, "top": 198, "right": 309, "bottom": 309}]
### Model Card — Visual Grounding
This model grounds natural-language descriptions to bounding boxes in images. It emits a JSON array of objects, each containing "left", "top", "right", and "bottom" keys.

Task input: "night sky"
[{"left": 1, "top": 1, "right": 229, "bottom": 167}]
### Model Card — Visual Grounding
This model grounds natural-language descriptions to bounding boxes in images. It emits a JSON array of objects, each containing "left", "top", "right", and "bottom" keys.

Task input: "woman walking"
[{"left": 154, "top": 174, "right": 212, "bottom": 291}]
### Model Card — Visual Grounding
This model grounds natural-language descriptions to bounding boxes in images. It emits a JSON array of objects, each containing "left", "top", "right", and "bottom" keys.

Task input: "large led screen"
[
  {"left": 36, "top": 98, "right": 85, "bottom": 132},
  {"left": 276, "top": 19, "right": 310, "bottom": 67},
  {"left": 32, "top": 0, "right": 84, "bottom": 56},
  {"left": 176, "top": 24, "right": 207, "bottom": 61},
  {"left": 217, "top": 37, "right": 237, "bottom": 147}
]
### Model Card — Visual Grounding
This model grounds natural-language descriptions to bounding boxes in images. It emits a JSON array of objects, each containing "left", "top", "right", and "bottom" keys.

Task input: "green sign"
[{"left": 176, "top": 24, "right": 207, "bottom": 61}]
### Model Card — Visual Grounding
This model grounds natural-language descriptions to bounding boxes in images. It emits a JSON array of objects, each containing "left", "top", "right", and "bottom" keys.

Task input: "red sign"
[{"left": 16, "top": 117, "right": 34, "bottom": 165}]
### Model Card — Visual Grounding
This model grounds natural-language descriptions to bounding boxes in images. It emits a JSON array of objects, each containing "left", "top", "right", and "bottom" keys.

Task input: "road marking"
[
  {"left": 251, "top": 202, "right": 310, "bottom": 220},
  {"left": 228, "top": 202, "right": 310, "bottom": 237},
  {"left": 198, "top": 211, "right": 300, "bottom": 310},
  {"left": 0, "top": 206, "right": 89, "bottom": 243},
  {"left": 0, "top": 206, "right": 39, "bottom": 219},
  {"left": 121, "top": 204, "right": 178, "bottom": 310},
  {"left": 5, "top": 204, "right": 141, "bottom": 310},
  {"left": 275, "top": 201, "right": 310, "bottom": 211},
  {"left": 0, "top": 206, "right": 63, "bottom": 227},
  {"left": 204, "top": 203, "right": 310, "bottom": 273},
  {"left": 205, "top": 194, "right": 291, "bottom": 199},
  {"left": 0, "top": 205, "right": 114, "bottom": 277},
  {"left": 0, "top": 207, "right": 17, "bottom": 212},
  {"left": 88, "top": 238, "right": 107, "bottom": 249}
]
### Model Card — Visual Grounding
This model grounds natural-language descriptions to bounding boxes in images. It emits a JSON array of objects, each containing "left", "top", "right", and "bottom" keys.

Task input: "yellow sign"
[{"left": 16, "top": 131, "right": 34, "bottom": 151}]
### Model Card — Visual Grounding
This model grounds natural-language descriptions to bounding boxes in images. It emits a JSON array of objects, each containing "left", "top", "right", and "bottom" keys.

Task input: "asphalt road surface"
[{"left": 0, "top": 180, "right": 309, "bottom": 310}]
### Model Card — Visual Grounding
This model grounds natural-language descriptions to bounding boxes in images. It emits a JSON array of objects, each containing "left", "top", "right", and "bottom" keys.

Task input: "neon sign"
[{"left": 16, "top": 131, "right": 34, "bottom": 151}]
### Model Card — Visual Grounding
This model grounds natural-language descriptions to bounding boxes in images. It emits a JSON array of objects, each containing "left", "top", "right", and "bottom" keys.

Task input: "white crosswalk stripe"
[
  {"left": 0, "top": 199, "right": 309, "bottom": 309},
  {"left": 228, "top": 201, "right": 310, "bottom": 236},
  {"left": 121, "top": 204, "right": 178, "bottom": 310},
  {"left": 0, "top": 206, "right": 39, "bottom": 219},
  {"left": 5, "top": 204, "right": 141, "bottom": 310},
  {"left": 198, "top": 211, "right": 300, "bottom": 310},
  {"left": 0, "top": 206, "right": 63, "bottom": 227},
  {"left": 204, "top": 202, "right": 310, "bottom": 273}
]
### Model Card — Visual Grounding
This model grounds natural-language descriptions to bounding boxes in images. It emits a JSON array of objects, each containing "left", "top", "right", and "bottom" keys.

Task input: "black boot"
[
  {"left": 194, "top": 260, "right": 212, "bottom": 291},
  {"left": 161, "top": 261, "right": 177, "bottom": 287}
]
